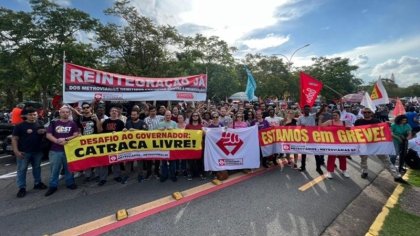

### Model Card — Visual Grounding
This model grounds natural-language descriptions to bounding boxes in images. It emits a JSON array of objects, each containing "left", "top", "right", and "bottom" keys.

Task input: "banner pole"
[
  {"left": 323, "top": 84, "right": 343, "bottom": 98},
  {"left": 62, "top": 51, "right": 66, "bottom": 104}
]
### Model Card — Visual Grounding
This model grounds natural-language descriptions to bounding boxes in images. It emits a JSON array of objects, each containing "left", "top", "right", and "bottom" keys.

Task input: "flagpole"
[{"left": 323, "top": 84, "right": 344, "bottom": 97}]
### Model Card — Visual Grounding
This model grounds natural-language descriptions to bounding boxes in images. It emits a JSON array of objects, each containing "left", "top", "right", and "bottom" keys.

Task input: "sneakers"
[
  {"left": 17, "top": 188, "right": 26, "bottom": 198},
  {"left": 342, "top": 171, "right": 350, "bottom": 178},
  {"left": 361, "top": 172, "right": 368, "bottom": 179},
  {"left": 67, "top": 184, "right": 77, "bottom": 190},
  {"left": 325, "top": 172, "right": 333, "bottom": 179},
  {"left": 34, "top": 182, "right": 48, "bottom": 190},
  {"left": 114, "top": 177, "right": 122, "bottom": 183},
  {"left": 45, "top": 187, "right": 57, "bottom": 197},
  {"left": 316, "top": 168, "right": 324, "bottom": 175},
  {"left": 137, "top": 175, "right": 144, "bottom": 183},
  {"left": 187, "top": 174, "right": 193, "bottom": 181},
  {"left": 121, "top": 176, "right": 129, "bottom": 184},
  {"left": 394, "top": 177, "right": 409, "bottom": 185},
  {"left": 299, "top": 167, "right": 306, "bottom": 172},
  {"left": 98, "top": 180, "right": 106, "bottom": 186}
]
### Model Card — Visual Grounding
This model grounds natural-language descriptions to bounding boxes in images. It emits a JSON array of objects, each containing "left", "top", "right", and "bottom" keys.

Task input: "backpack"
[{"left": 405, "top": 149, "right": 420, "bottom": 169}]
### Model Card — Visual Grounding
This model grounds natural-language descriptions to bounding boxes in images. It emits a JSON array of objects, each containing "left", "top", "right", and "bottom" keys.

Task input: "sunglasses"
[
  {"left": 362, "top": 111, "right": 372, "bottom": 114},
  {"left": 192, "top": 114, "right": 199, "bottom": 117},
  {"left": 213, "top": 116, "right": 219, "bottom": 118},
  {"left": 82, "top": 106, "right": 90, "bottom": 109}
]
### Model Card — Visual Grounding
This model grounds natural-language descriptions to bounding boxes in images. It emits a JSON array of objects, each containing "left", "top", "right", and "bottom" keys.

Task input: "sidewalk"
[{"left": 322, "top": 169, "right": 420, "bottom": 236}]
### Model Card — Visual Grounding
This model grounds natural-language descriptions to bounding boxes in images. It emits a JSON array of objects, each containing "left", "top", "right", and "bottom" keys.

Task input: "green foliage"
[{"left": 301, "top": 57, "right": 362, "bottom": 101}]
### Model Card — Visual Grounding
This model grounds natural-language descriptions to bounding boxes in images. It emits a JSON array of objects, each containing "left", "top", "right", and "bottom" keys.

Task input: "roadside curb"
[
  {"left": 365, "top": 169, "right": 410, "bottom": 236},
  {"left": 321, "top": 168, "right": 400, "bottom": 236}
]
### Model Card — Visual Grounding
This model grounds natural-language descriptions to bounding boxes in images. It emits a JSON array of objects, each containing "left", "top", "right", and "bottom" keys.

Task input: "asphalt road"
[{"left": 0, "top": 154, "right": 386, "bottom": 236}]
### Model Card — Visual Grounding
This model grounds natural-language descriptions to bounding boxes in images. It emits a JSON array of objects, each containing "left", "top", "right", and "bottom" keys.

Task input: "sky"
[{"left": 2, "top": 0, "right": 420, "bottom": 87}]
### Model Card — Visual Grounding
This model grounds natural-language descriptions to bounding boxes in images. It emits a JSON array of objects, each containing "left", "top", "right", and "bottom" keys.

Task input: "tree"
[{"left": 0, "top": 0, "right": 101, "bottom": 108}]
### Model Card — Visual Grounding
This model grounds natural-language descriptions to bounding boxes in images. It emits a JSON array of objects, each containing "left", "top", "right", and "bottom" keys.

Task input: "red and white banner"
[
  {"left": 204, "top": 126, "right": 260, "bottom": 171},
  {"left": 299, "top": 72, "right": 323, "bottom": 108},
  {"left": 259, "top": 123, "right": 395, "bottom": 157},
  {"left": 63, "top": 63, "right": 207, "bottom": 103}
]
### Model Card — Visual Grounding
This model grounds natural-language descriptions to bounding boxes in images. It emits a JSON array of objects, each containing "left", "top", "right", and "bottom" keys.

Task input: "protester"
[
  {"left": 11, "top": 103, "right": 25, "bottom": 125},
  {"left": 297, "top": 105, "right": 323, "bottom": 174},
  {"left": 265, "top": 108, "right": 283, "bottom": 127},
  {"left": 251, "top": 110, "right": 270, "bottom": 168},
  {"left": 12, "top": 108, "right": 48, "bottom": 198},
  {"left": 219, "top": 107, "right": 233, "bottom": 127},
  {"left": 321, "top": 110, "right": 351, "bottom": 179},
  {"left": 97, "top": 106, "right": 125, "bottom": 186},
  {"left": 390, "top": 115, "right": 412, "bottom": 173},
  {"left": 158, "top": 110, "right": 178, "bottom": 182},
  {"left": 45, "top": 106, "right": 79, "bottom": 196},
  {"left": 406, "top": 106, "right": 419, "bottom": 130},
  {"left": 143, "top": 106, "right": 163, "bottom": 179},
  {"left": 186, "top": 112, "right": 205, "bottom": 180},
  {"left": 355, "top": 107, "right": 408, "bottom": 183},
  {"left": 75, "top": 102, "right": 103, "bottom": 182},
  {"left": 232, "top": 113, "right": 248, "bottom": 129},
  {"left": 121, "top": 109, "right": 149, "bottom": 184}
]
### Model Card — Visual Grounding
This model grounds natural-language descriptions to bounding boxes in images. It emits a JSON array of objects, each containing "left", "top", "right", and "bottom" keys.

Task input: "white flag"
[
  {"left": 371, "top": 79, "right": 389, "bottom": 106},
  {"left": 361, "top": 92, "right": 376, "bottom": 112},
  {"left": 204, "top": 126, "right": 260, "bottom": 171}
]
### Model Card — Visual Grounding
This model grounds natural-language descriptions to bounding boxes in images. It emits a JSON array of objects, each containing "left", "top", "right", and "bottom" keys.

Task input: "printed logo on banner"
[
  {"left": 176, "top": 92, "right": 194, "bottom": 99},
  {"left": 216, "top": 132, "right": 244, "bottom": 155},
  {"left": 94, "top": 93, "right": 103, "bottom": 101},
  {"left": 282, "top": 144, "right": 291, "bottom": 151},
  {"left": 109, "top": 155, "right": 118, "bottom": 163},
  {"left": 218, "top": 158, "right": 244, "bottom": 166}
]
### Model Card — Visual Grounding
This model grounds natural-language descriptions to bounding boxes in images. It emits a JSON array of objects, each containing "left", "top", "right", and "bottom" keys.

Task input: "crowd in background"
[{"left": 6, "top": 97, "right": 420, "bottom": 198}]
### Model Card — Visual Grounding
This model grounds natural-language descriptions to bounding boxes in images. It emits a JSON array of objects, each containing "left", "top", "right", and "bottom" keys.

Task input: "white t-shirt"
[
  {"left": 265, "top": 116, "right": 283, "bottom": 127},
  {"left": 408, "top": 133, "right": 420, "bottom": 156},
  {"left": 341, "top": 111, "right": 357, "bottom": 124}
]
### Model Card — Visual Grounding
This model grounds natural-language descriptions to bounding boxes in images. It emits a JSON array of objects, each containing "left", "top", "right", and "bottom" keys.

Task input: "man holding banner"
[
  {"left": 45, "top": 106, "right": 79, "bottom": 197},
  {"left": 158, "top": 110, "right": 178, "bottom": 182},
  {"left": 97, "top": 106, "right": 125, "bottom": 186},
  {"left": 355, "top": 107, "right": 407, "bottom": 184}
]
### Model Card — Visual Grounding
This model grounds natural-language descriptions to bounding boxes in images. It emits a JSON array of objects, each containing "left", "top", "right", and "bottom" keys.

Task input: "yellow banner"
[{"left": 65, "top": 129, "right": 203, "bottom": 163}]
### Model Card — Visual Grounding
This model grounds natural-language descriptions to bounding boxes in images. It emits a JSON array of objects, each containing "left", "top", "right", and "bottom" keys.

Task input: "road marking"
[
  {"left": 298, "top": 175, "right": 326, "bottom": 191},
  {"left": 52, "top": 167, "right": 275, "bottom": 236},
  {"left": 365, "top": 170, "right": 410, "bottom": 236},
  {"left": 0, "top": 154, "right": 13, "bottom": 159},
  {"left": 0, "top": 162, "right": 50, "bottom": 179}
]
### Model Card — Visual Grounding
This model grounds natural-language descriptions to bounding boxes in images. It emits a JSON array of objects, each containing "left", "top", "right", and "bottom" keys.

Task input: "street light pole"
[{"left": 273, "top": 44, "right": 310, "bottom": 70}]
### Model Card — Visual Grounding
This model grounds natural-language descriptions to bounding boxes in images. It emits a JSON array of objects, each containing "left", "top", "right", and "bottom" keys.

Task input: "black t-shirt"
[
  {"left": 354, "top": 118, "right": 381, "bottom": 126},
  {"left": 76, "top": 116, "right": 98, "bottom": 135},
  {"left": 12, "top": 121, "right": 44, "bottom": 152},
  {"left": 125, "top": 119, "right": 148, "bottom": 130},
  {"left": 102, "top": 119, "right": 125, "bottom": 133}
]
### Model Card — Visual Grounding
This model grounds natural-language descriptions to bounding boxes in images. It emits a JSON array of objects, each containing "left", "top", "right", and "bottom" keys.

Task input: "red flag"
[
  {"left": 392, "top": 97, "right": 406, "bottom": 117},
  {"left": 299, "top": 72, "right": 323, "bottom": 108}
]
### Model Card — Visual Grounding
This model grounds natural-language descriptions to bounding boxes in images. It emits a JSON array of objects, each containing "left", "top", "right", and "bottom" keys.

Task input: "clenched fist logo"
[{"left": 216, "top": 132, "right": 244, "bottom": 155}]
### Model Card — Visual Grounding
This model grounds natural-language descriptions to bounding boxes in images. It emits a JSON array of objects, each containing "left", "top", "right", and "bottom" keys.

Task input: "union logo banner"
[
  {"left": 259, "top": 123, "right": 395, "bottom": 157},
  {"left": 64, "top": 130, "right": 203, "bottom": 172},
  {"left": 204, "top": 126, "right": 260, "bottom": 171}
]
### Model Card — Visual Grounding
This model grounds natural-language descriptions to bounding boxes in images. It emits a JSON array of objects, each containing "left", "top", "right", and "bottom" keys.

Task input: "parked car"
[{"left": 0, "top": 123, "right": 14, "bottom": 154}]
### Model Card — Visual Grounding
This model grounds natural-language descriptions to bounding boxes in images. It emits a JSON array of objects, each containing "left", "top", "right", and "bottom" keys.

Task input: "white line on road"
[
  {"left": 0, "top": 154, "right": 13, "bottom": 159},
  {"left": 0, "top": 162, "right": 50, "bottom": 179}
]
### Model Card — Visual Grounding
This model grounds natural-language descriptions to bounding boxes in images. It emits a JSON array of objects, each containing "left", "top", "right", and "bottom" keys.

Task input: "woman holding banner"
[
  {"left": 186, "top": 112, "right": 205, "bottom": 180},
  {"left": 321, "top": 110, "right": 352, "bottom": 179}
]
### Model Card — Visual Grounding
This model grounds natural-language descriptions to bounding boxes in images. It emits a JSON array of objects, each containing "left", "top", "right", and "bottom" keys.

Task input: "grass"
[
  {"left": 378, "top": 169, "right": 420, "bottom": 236},
  {"left": 407, "top": 169, "right": 420, "bottom": 187},
  {"left": 379, "top": 204, "right": 420, "bottom": 236}
]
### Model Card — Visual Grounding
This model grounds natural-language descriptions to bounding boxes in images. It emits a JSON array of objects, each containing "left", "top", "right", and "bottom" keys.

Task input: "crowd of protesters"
[{"left": 7, "top": 97, "right": 420, "bottom": 198}]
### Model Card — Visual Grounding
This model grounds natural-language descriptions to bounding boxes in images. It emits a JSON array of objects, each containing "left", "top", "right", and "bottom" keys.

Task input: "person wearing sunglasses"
[
  {"left": 208, "top": 113, "right": 223, "bottom": 128},
  {"left": 355, "top": 108, "right": 408, "bottom": 184}
]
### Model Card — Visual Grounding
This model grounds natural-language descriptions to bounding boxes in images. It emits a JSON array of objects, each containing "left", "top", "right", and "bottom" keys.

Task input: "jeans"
[
  {"left": 48, "top": 151, "right": 74, "bottom": 188},
  {"left": 16, "top": 152, "right": 43, "bottom": 189},
  {"left": 161, "top": 160, "right": 176, "bottom": 179}
]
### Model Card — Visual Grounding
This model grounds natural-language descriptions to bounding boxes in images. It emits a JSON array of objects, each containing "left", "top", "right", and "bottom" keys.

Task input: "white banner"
[
  {"left": 63, "top": 63, "right": 207, "bottom": 103},
  {"left": 204, "top": 126, "right": 260, "bottom": 171}
]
